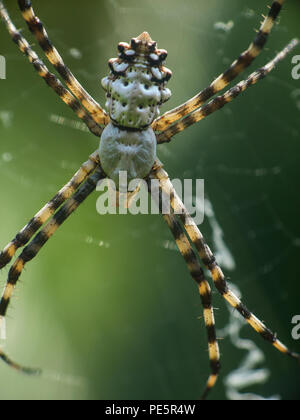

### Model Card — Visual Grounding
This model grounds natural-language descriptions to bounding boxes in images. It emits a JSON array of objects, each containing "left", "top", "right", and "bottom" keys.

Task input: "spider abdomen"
[
  {"left": 99, "top": 122, "right": 156, "bottom": 187},
  {"left": 102, "top": 69, "right": 162, "bottom": 128},
  {"left": 101, "top": 32, "right": 172, "bottom": 130}
]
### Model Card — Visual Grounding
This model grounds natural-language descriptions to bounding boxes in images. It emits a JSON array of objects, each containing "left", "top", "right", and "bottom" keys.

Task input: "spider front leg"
[
  {"left": 0, "top": 167, "right": 105, "bottom": 374},
  {"left": 17, "top": 0, "right": 109, "bottom": 126},
  {"left": 147, "top": 171, "right": 220, "bottom": 400},
  {"left": 157, "top": 38, "right": 299, "bottom": 144},
  {"left": 151, "top": 160, "right": 300, "bottom": 363},
  {"left": 153, "top": 0, "right": 285, "bottom": 132},
  {"left": 0, "top": 1, "right": 103, "bottom": 137},
  {"left": 0, "top": 151, "right": 100, "bottom": 270}
]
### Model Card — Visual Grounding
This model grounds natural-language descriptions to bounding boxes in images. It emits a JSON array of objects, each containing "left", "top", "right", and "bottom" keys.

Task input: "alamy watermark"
[
  {"left": 95, "top": 172, "right": 205, "bottom": 225},
  {"left": 291, "top": 315, "right": 300, "bottom": 340},
  {"left": 292, "top": 55, "right": 300, "bottom": 80},
  {"left": 0, "top": 55, "right": 6, "bottom": 80}
]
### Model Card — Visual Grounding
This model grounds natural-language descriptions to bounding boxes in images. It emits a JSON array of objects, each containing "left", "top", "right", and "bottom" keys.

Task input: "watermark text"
[
  {"left": 291, "top": 315, "right": 300, "bottom": 340},
  {"left": 95, "top": 172, "right": 205, "bottom": 225},
  {"left": 0, "top": 55, "right": 6, "bottom": 80},
  {"left": 292, "top": 55, "right": 300, "bottom": 80}
]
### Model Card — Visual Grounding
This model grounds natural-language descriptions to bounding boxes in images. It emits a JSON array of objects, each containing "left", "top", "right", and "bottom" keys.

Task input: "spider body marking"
[{"left": 100, "top": 32, "right": 172, "bottom": 185}]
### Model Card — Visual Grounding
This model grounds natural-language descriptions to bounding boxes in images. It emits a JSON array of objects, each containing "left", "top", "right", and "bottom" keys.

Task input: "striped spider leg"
[
  {"left": 0, "top": 1, "right": 103, "bottom": 137},
  {"left": 147, "top": 169, "right": 220, "bottom": 400},
  {"left": 17, "top": 0, "right": 109, "bottom": 127},
  {"left": 0, "top": 152, "right": 100, "bottom": 270},
  {"left": 157, "top": 38, "right": 299, "bottom": 144},
  {"left": 153, "top": 0, "right": 286, "bottom": 133},
  {"left": 148, "top": 160, "right": 300, "bottom": 396},
  {"left": 0, "top": 165, "right": 106, "bottom": 374}
]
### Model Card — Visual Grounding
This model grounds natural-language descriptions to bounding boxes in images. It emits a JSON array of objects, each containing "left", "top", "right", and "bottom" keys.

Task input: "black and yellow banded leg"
[
  {"left": 0, "top": 167, "right": 105, "bottom": 375},
  {"left": 151, "top": 160, "right": 300, "bottom": 362},
  {"left": 0, "top": 151, "right": 100, "bottom": 270},
  {"left": 153, "top": 0, "right": 285, "bottom": 132},
  {"left": 0, "top": 1, "right": 102, "bottom": 138},
  {"left": 0, "top": 349, "right": 42, "bottom": 376},
  {"left": 0, "top": 166, "right": 105, "bottom": 319},
  {"left": 157, "top": 38, "right": 299, "bottom": 144},
  {"left": 17, "top": 0, "right": 109, "bottom": 127},
  {"left": 147, "top": 175, "right": 220, "bottom": 400},
  {"left": 163, "top": 213, "right": 220, "bottom": 400}
]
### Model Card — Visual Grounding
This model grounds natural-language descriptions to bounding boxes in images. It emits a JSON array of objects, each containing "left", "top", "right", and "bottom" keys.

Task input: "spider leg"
[
  {"left": 153, "top": 0, "right": 285, "bottom": 131},
  {"left": 151, "top": 160, "right": 300, "bottom": 362},
  {"left": 0, "top": 167, "right": 105, "bottom": 374},
  {"left": 146, "top": 173, "right": 220, "bottom": 400},
  {"left": 157, "top": 38, "right": 298, "bottom": 144},
  {"left": 17, "top": 0, "right": 109, "bottom": 126},
  {"left": 0, "top": 151, "right": 100, "bottom": 270},
  {"left": 0, "top": 348, "right": 42, "bottom": 376},
  {"left": 0, "top": 1, "right": 102, "bottom": 137}
]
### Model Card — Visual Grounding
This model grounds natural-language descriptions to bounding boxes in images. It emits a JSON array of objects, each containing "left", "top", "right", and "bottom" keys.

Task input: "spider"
[{"left": 0, "top": 0, "right": 299, "bottom": 400}]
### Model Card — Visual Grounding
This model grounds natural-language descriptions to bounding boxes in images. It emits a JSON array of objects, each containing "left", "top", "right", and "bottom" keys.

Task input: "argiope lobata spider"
[{"left": 0, "top": 0, "right": 299, "bottom": 399}]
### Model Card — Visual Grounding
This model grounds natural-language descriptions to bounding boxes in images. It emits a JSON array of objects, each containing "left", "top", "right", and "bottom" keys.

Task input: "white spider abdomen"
[
  {"left": 102, "top": 70, "right": 165, "bottom": 128},
  {"left": 101, "top": 32, "right": 172, "bottom": 130},
  {"left": 99, "top": 122, "right": 156, "bottom": 186}
]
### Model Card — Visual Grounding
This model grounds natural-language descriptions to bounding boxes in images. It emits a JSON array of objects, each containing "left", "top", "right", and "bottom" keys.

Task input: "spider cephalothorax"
[{"left": 100, "top": 32, "right": 172, "bottom": 185}]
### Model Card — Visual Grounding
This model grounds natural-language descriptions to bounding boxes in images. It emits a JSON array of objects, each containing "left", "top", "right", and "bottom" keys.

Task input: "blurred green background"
[{"left": 0, "top": 0, "right": 300, "bottom": 400}]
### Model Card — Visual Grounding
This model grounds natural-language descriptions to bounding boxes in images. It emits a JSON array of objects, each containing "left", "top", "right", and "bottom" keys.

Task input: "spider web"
[{"left": 0, "top": 0, "right": 299, "bottom": 400}]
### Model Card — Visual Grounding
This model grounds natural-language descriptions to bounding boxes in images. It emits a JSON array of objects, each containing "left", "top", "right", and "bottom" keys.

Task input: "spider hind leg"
[
  {"left": 0, "top": 346, "right": 42, "bottom": 376},
  {"left": 0, "top": 152, "right": 100, "bottom": 271},
  {"left": 152, "top": 161, "right": 300, "bottom": 364},
  {"left": 0, "top": 167, "right": 105, "bottom": 375},
  {"left": 147, "top": 168, "right": 221, "bottom": 400}
]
